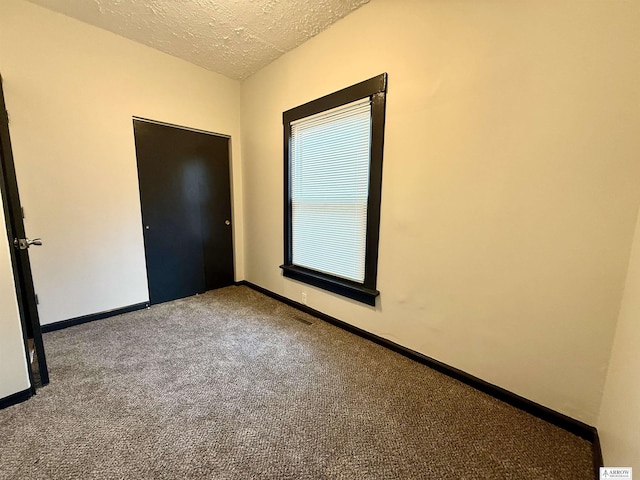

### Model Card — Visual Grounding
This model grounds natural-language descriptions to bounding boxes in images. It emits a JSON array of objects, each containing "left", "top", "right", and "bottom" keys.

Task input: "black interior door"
[
  {"left": 0, "top": 75, "right": 49, "bottom": 388},
  {"left": 134, "top": 119, "right": 234, "bottom": 305}
]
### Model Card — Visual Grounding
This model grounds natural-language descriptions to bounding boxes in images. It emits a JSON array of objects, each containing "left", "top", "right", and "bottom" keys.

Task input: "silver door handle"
[{"left": 14, "top": 238, "right": 42, "bottom": 250}]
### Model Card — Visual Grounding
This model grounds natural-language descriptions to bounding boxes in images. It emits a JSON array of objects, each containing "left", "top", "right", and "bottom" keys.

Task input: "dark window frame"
[{"left": 280, "top": 73, "right": 387, "bottom": 306}]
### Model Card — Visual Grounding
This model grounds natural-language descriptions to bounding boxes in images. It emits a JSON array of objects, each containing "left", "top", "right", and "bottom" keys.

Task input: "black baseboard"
[
  {"left": 41, "top": 302, "right": 149, "bottom": 333},
  {"left": 592, "top": 430, "right": 604, "bottom": 477},
  {"left": 0, "top": 388, "right": 32, "bottom": 410},
  {"left": 238, "top": 281, "right": 598, "bottom": 442}
]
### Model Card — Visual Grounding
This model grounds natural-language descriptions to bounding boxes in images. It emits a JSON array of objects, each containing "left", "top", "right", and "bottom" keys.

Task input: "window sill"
[{"left": 280, "top": 264, "right": 379, "bottom": 306}]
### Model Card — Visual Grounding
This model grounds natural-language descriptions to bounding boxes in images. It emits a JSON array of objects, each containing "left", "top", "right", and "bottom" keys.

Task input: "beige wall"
[
  {"left": 0, "top": 0, "right": 244, "bottom": 325},
  {"left": 241, "top": 0, "right": 640, "bottom": 425},
  {"left": 0, "top": 199, "right": 31, "bottom": 398},
  {"left": 599, "top": 208, "right": 640, "bottom": 466}
]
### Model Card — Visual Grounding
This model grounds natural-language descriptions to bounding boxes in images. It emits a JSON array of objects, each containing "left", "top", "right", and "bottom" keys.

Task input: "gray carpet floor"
[{"left": 0, "top": 286, "right": 593, "bottom": 479}]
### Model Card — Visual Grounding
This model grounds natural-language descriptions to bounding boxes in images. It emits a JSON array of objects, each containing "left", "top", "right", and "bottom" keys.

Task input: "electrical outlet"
[{"left": 301, "top": 292, "right": 307, "bottom": 305}]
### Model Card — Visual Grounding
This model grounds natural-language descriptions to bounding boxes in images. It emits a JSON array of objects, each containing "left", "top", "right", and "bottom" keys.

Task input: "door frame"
[{"left": 0, "top": 74, "right": 49, "bottom": 389}]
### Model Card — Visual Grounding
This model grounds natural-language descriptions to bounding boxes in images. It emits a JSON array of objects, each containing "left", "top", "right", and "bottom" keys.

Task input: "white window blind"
[{"left": 290, "top": 98, "right": 372, "bottom": 283}]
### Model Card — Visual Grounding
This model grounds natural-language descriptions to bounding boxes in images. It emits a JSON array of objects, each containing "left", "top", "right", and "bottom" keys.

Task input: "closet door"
[{"left": 134, "top": 119, "right": 234, "bottom": 305}]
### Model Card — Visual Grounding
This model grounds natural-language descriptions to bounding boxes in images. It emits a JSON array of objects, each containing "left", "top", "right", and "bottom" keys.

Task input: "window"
[{"left": 281, "top": 73, "right": 387, "bottom": 306}]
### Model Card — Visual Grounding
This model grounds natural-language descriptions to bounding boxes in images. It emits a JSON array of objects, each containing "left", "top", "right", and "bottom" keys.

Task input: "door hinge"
[
  {"left": 35, "top": 294, "right": 39, "bottom": 305},
  {"left": 21, "top": 206, "right": 25, "bottom": 219}
]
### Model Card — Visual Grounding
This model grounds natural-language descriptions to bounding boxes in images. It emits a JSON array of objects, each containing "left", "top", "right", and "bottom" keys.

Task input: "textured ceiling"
[{"left": 25, "top": 0, "right": 370, "bottom": 80}]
